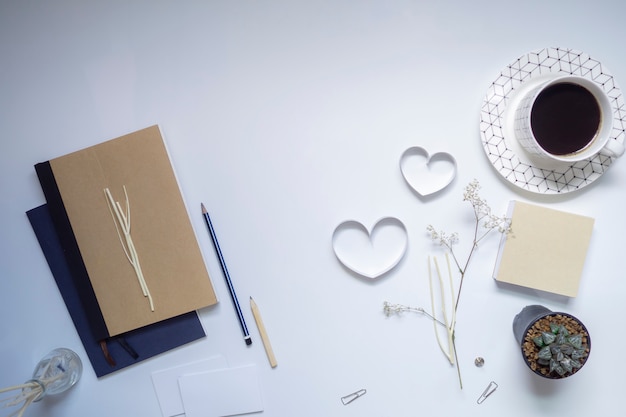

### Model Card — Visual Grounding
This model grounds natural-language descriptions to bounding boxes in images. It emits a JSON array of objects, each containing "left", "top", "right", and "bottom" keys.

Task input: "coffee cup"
[{"left": 514, "top": 75, "right": 624, "bottom": 163}]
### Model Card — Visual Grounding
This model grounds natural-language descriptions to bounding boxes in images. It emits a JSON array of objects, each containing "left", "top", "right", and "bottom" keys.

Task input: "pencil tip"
[{"left": 201, "top": 203, "right": 207, "bottom": 213}]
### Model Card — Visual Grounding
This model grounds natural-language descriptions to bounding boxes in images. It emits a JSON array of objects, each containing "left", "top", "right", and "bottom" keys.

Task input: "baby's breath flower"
[
  {"left": 383, "top": 302, "right": 444, "bottom": 325},
  {"left": 383, "top": 301, "right": 396, "bottom": 316},
  {"left": 462, "top": 179, "right": 482, "bottom": 205},
  {"left": 383, "top": 302, "right": 395, "bottom": 316},
  {"left": 383, "top": 301, "right": 413, "bottom": 316},
  {"left": 484, "top": 214, "right": 512, "bottom": 234},
  {"left": 426, "top": 225, "right": 459, "bottom": 249},
  {"left": 463, "top": 179, "right": 492, "bottom": 218}
]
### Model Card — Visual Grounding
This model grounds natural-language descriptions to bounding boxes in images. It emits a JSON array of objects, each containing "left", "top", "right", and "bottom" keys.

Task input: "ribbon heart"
[
  {"left": 332, "top": 217, "right": 407, "bottom": 279},
  {"left": 400, "top": 146, "right": 457, "bottom": 196}
]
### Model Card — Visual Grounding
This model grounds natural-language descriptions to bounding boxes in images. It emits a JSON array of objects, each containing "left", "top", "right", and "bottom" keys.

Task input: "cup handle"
[{"left": 601, "top": 138, "right": 625, "bottom": 158}]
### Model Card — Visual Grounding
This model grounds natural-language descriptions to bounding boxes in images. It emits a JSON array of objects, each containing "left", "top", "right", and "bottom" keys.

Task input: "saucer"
[{"left": 479, "top": 47, "right": 626, "bottom": 194}]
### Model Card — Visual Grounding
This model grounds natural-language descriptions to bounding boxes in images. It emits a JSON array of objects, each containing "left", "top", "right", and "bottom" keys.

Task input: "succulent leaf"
[
  {"left": 542, "top": 332, "right": 556, "bottom": 345},
  {"left": 549, "top": 358, "right": 557, "bottom": 372},
  {"left": 561, "top": 358, "right": 573, "bottom": 373},
  {"left": 568, "top": 334, "right": 583, "bottom": 349},
  {"left": 538, "top": 346, "right": 552, "bottom": 360}
]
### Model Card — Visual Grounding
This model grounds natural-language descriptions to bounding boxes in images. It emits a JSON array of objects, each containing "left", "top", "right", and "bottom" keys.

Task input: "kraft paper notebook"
[
  {"left": 27, "top": 204, "right": 206, "bottom": 377},
  {"left": 493, "top": 200, "right": 594, "bottom": 297},
  {"left": 35, "top": 125, "right": 217, "bottom": 338}
]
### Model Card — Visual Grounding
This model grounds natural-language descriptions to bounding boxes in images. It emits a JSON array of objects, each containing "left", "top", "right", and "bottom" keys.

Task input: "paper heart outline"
[
  {"left": 332, "top": 217, "right": 408, "bottom": 279},
  {"left": 400, "top": 146, "right": 457, "bottom": 196}
]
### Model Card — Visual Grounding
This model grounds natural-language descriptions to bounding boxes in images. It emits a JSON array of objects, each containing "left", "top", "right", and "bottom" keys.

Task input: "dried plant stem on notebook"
[
  {"left": 104, "top": 186, "right": 154, "bottom": 311},
  {"left": 384, "top": 180, "right": 511, "bottom": 389}
]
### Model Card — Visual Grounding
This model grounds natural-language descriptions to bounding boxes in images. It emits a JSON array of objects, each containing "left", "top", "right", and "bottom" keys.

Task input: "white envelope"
[
  {"left": 151, "top": 356, "right": 229, "bottom": 417},
  {"left": 178, "top": 364, "right": 263, "bottom": 417}
]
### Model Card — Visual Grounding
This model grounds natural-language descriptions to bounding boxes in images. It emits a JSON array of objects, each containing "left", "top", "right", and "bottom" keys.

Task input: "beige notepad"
[
  {"left": 48, "top": 125, "right": 217, "bottom": 336},
  {"left": 493, "top": 201, "right": 594, "bottom": 297}
]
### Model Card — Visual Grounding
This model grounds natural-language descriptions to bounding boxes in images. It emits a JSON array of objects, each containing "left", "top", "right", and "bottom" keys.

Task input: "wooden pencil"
[{"left": 250, "top": 297, "right": 277, "bottom": 368}]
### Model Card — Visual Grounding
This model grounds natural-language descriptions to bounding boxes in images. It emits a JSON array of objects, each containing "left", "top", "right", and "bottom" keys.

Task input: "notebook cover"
[
  {"left": 493, "top": 200, "right": 594, "bottom": 297},
  {"left": 34, "top": 160, "right": 109, "bottom": 340},
  {"left": 27, "top": 204, "right": 206, "bottom": 377},
  {"left": 35, "top": 125, "right": 217, "bottom": 336}
]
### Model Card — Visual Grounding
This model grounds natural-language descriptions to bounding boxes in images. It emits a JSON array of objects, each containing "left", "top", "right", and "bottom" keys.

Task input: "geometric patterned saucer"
[{"left": 480, "top": 47, "right": 626, "bottom": 194}]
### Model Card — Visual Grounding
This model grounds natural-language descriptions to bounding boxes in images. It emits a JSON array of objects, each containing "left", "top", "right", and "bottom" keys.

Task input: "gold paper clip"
[
  {"left": 477, "top": 381, "right": 498, "bottom": 404},
  {"left": 341, "top": 388, "right": 366, "bottom": 405}
]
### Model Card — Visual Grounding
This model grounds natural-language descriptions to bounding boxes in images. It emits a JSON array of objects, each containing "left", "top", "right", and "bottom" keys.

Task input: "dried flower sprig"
[
  {"left": 384, "top": 179, "right": 511, "bottom": 389},
  {"left": 383, "top": 301, "right": 445, "bottom": 326},
  {"left": 428, "top": 179, "right": 511, "bottom": 311}
]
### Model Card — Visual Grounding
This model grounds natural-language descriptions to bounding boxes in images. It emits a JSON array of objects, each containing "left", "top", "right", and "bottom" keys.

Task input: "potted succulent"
[{"left": 513, "top": 305, "right": 590, "bottom": 379}]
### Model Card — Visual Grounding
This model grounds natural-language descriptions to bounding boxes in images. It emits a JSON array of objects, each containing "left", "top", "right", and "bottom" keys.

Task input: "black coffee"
[{"left": 530, "top": 82, "right": 601, "bottom": 155}]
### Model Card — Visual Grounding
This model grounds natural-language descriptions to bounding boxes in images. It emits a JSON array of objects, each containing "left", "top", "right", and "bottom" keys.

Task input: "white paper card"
[
  {"left": 151, "top": 356, "right": 229, "bottom": 417},
  {"left": 178, "top": 364, "right": 264, "bottom": 417}
]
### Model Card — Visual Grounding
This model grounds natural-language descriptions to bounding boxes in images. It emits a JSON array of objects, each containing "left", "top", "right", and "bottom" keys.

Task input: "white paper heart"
[
  {"left": 400, "top": 146, "right": 457, "bottom": 196},
  {"left": 332, "top": 217, "right": 408, "bottom": 279}
]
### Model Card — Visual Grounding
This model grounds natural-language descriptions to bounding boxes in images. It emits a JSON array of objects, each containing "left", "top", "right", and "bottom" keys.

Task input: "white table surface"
[{"left": 2, "top": 1, "right": 625, "bottom": 416}]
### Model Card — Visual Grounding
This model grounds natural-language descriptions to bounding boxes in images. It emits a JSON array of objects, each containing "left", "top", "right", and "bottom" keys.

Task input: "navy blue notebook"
[{"left": 27, "top": 204, "right": 206, "bottom": 377}]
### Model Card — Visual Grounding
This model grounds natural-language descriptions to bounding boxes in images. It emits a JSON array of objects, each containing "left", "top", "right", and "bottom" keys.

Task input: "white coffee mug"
[{"left": 514, "top": 75, "right": 624, "bottom": 163}]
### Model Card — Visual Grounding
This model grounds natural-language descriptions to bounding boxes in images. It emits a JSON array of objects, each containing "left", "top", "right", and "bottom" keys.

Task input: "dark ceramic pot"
[{"left": 513, "top": 305, "right": 591, "bottom": 379}]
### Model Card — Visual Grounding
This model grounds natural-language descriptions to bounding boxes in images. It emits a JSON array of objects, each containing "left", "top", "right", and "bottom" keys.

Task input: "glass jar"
[{"left": 25, "top": 348, "right": 82, "bottom": 401}]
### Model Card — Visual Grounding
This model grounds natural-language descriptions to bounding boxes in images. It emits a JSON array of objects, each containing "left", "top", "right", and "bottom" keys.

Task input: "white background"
[{"left": 1, "top": 1, "right": 625, "bottom": 416}]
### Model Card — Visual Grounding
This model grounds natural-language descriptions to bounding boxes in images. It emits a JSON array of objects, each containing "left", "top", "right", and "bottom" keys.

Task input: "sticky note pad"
[
  {"left": 493, "top": 201, "right": 594, "bottom": 297},
  {"left": 178, "top": 364, "right": 263, "bottom": 417}
]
